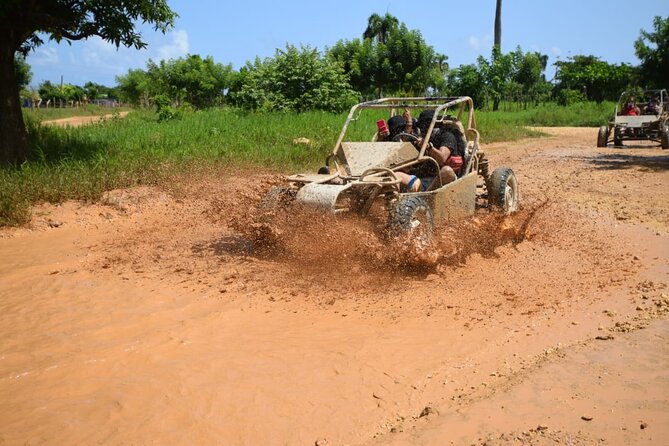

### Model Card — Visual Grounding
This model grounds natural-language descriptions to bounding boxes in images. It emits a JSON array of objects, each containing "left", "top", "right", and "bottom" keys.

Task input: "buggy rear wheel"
[
  {"left": 661, "top": 124, "right": 669, "bottom": 150},
  {"left": 487, "top": 167, "right": 519, "bottom": 214},
  {"left": 597, "top": 125, "right": 609, "bottom": 147},
  {"left": 388, "top": 196, "right": 434, "bottom": 251}
]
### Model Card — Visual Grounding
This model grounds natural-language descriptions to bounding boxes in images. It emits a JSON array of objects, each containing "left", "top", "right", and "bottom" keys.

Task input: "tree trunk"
[
  {"left": 0, "top": 43, "right": 30, "bottom": 164},
  {"left": 494, "top": 0, "right": 502, "bottom": 52}
]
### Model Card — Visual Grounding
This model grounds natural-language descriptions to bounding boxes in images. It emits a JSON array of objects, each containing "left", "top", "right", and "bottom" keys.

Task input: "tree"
[
  {"left": 494, "top": 0, "right": 502, "bottom": 51},
  {"left": 117, "top": 54, "right": 234, "bottom": 108},
  {"left": 363, "top": 13, "right": 399, "bottom": 44},
  {"left": 446, "top": 64, "right": 487, "bottom": 108},
  {"left": 0, "top": 0, "right": 177, "bottom": 164},
  {"left": 328, "top": 14, "right": 446, "bottom": 98},
  {"left": 229, "top": 44, "right": 358, "bottom": 113},
  {"left": 471, "top": 46, "right": 551, "bottom": 110},
  {"left": 14, "top": 54, "right": 32, "bottom": 90},
  {"left": 116, "top": 69, "right": 152, "bottom": 107},
  {"left": 553, "top": 55, "right": 637, "bottom": 102},
  {"left": 634, "top": 15, "right": 669, "bottom": 88}
]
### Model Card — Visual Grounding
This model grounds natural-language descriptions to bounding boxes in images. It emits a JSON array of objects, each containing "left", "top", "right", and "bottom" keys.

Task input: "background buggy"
[{"left": 597, "top": 89, "right": 669, "bottom": 149}]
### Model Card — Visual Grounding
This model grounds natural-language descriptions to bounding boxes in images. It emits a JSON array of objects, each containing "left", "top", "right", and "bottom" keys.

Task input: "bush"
[{"left": 556, "top": 89, "right": 586, "bottom": 106}]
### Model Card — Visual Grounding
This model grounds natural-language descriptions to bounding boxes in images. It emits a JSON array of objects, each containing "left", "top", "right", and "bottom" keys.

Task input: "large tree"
[
  {"left": 0, "top": 0, "right": 177, "bottom": 164},
  {"left": 553, "top": 55, "right": 637, "bottom": 102},
  {"left": 634, "top": 15, "right": 669, "bottom": 88},
  {"left": 328, "top": 14, "right": 445, "bottom": 98}
]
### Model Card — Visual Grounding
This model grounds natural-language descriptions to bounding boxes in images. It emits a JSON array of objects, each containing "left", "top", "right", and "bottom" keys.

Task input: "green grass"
[
  {"left": 1, "top": 102, "right": 610, "bottom": 226},
  {"left": 22, "top": 105, "right": 131, "bottom": 121},
  {"left": 478, "top": 101, "right": 616, "bottom": 129}
]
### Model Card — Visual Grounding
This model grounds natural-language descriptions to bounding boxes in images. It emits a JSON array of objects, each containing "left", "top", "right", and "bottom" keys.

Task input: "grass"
[
  {"left": 1, "top": 102, "right": 610, "bottom": 226},
  {"left": 22, "top": 105, "right": 132, "bottom": 121}
]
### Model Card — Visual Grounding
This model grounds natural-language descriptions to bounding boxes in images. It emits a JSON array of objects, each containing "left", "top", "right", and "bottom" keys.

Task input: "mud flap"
[{"left": 295, "top": 183, "right": 352, "bottom": 211}]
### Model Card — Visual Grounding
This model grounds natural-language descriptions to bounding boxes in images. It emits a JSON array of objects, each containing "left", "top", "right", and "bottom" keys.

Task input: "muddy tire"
[
  {"left": 613, "top": 127, "right": 623, "bottom": 146},
  {"left": 388, "top": 196, "right": 434, "bottom": 250},
  {"left": 487, "top": 167, "right": 519, "bottom": 214},
  {"left": 597, "top": 125, "right": 609, "bottom": 147},
  {"left": 661, "top": 124, "right": 669, "bottom": 149}
]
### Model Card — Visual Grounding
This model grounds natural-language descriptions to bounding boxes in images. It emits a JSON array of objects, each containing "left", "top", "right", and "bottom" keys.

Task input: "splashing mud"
[{"left": 232, "top": 191, "right": 545, "bottom": 276}]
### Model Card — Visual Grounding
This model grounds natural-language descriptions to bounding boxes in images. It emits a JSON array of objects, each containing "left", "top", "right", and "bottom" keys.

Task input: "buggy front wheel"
[
  {"left": 487, "top": 167, "right": 519, "bottom": 214},
  {"left": 661, "top": 124, "right": 668, "bottom": 150},
  {"left": 613, "top": 127, "right": 623, "bottom": 146},
  {"left": 597, "top": 125, "right": 609, "bottom": 147},
  {"left": 388, "top": 196, "right": 434, "bottom": 251}
]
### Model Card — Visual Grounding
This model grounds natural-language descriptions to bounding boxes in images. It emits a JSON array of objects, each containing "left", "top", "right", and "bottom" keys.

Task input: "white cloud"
[
  {"left": 467, "top": 34, "right": 492, "bottom": 53},
  {"left": 468, "top": 36, "right": 481, "bottom": 51},
  {"left": 81, "top": 37, "right": 118, "bottom": 65},
  {"left": 27, "top": 28, "right": 191, "bottom": 86},
  {"left": 551, "top": 46, "right": 562, "bottom": 57},
  {"left": 156, "top": 30, "right": 190, "bottom": 61},
  {"left": 29, "top": 46, "right": 59, "bottom": 66}
]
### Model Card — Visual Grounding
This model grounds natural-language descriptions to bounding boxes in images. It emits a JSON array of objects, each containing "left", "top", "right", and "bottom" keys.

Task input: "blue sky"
[{"left": 26, "top": 0, "right": 668, "bottom": 88}]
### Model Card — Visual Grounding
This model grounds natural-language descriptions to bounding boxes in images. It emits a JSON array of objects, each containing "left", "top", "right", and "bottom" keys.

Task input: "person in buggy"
[
  {"left": 644, "top": 95, "right": 661, "bottom": 115},
  {"left": 391, "top": 110, "right": 466, "bottom": 192},
  {"left": 622, "top": 96, "right": 641, "bottom": 116}
]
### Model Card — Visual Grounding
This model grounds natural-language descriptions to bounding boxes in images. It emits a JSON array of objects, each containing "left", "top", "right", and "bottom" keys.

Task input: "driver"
[
  {"left": 389, "top": 110, "right": 466, "bottom": 192},
  {"left": 378, "top": 108, "right": 417, "bottom": 142},
  {"left": 412, "top": 110, "right": 465, "bottom": 190},
  {"left": 645, "top": 96, "right": 660, "bottom": 115}
]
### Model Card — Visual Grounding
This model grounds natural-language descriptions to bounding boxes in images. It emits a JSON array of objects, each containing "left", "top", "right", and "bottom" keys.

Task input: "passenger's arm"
[{"left": 426, "top": 144, "right": 451, "bottom": 166}]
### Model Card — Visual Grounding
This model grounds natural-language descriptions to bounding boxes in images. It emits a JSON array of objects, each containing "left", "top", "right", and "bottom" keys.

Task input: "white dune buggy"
[
  {"left": 597, "top": 89, "right": 669, "bottom": 149},
  {"left": 260, "top": 97, "right": 519, "bottom": 247}
]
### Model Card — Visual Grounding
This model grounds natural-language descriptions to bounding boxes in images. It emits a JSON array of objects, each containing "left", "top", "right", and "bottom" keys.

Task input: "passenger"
[
  {"left": 622, "top": 96, "right": 641, "bottom": 116},
  {"left": 381, "top": 115, "right": 424, "bottom": 192},
  {"left": 378, "top": 112, "right": 415, "bottom": 141},
  {"left": 644, "top": 96, "right": 660, "bottom": 115}
]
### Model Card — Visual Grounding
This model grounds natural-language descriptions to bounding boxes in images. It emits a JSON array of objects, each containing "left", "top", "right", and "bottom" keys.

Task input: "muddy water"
[{"left": 1, "top": 128, "right": 668, "bottom": 445}]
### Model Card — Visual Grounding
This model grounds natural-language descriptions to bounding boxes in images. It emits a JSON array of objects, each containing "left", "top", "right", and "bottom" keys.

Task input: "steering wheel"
[{"left": 392, "top": 132, "right": 419, "bottom": 143}]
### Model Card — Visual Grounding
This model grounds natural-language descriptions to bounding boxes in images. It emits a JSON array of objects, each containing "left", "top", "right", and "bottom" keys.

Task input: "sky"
[{"left": 26, "top": 0, "right": 668, "bottom": 88}]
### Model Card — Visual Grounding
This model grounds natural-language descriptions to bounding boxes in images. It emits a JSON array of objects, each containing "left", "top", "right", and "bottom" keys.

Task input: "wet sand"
[{"left": 0, "top": 127, "right": 667, "bottom": 445}]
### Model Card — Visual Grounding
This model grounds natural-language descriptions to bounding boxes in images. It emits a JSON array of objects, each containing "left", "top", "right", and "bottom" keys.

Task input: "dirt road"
[
  {"left": 0, "top": 128, "right": 667, "bottom": 445},
  {"left": 42, "top": 111, "right": 129, "bottom": 127}
]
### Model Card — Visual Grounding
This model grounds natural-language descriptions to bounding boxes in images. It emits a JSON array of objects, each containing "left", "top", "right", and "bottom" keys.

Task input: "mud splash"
[{"left": 232, "top": 194, "right": 546, "bottom": 275}]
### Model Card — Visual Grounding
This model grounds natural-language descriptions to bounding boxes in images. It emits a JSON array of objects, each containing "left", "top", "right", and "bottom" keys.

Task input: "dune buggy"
[
  {"left": 597, "top": 89, "right": 669, "bottom": 149},
  {"left": 260, "top": 97, "right": 519, "bottom": 247}
]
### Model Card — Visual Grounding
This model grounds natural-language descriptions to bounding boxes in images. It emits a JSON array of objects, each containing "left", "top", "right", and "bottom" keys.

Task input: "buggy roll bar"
[{"left": 330, "top": 97, "right": 477, "bottom": 175}]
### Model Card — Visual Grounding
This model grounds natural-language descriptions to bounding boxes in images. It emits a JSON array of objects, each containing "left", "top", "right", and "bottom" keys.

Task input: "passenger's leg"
[
  {"left": 426, "top": 166, "right": 456, "bottom": 190},
  {"left": 395, "top": 172, "right": 422, "bottom": 192}
]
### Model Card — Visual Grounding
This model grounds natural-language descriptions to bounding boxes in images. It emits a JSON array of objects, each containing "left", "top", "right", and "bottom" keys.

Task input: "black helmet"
[
  {"left": 387, "top": 115, "right": 407, "bottom": 136},
  {"left": 417, "top": 110, "right": 435, "bottom": 132}
]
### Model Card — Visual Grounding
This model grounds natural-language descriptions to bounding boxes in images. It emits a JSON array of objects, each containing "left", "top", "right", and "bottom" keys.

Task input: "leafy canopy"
[
  {"left": 328, "top": 14, "right": 446, "bottom": 98},
  {"left": 229, "top": 44, "right": 359, "bottom": 113},
  {"left": 634, "top": 15, "right": 669, "bottom": 88},
  {"left": 1, "top": 0, "right": 177, "bottom": 54}
]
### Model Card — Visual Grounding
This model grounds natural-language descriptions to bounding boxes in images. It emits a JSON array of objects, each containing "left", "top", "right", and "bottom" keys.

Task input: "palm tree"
[
  {"left": 363, "top": 13, "right": 399, "bottom": 44},
  {"left": 494, "top": 0, "right": 502, "bottom": 51}
]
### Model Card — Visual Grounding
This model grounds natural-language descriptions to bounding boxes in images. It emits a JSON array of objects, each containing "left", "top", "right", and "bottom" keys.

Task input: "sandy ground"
[
  {"left": 0, "top": 128, "right": 668, "bottom": 445},
  {"left": 42, "top": 111, "right": 130, "bottom": 127}
]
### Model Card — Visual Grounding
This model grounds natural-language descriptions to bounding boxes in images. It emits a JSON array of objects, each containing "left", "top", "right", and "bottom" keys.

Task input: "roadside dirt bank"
[{"left": 0, "top": 127, "right": 667, "bottom": 445}]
